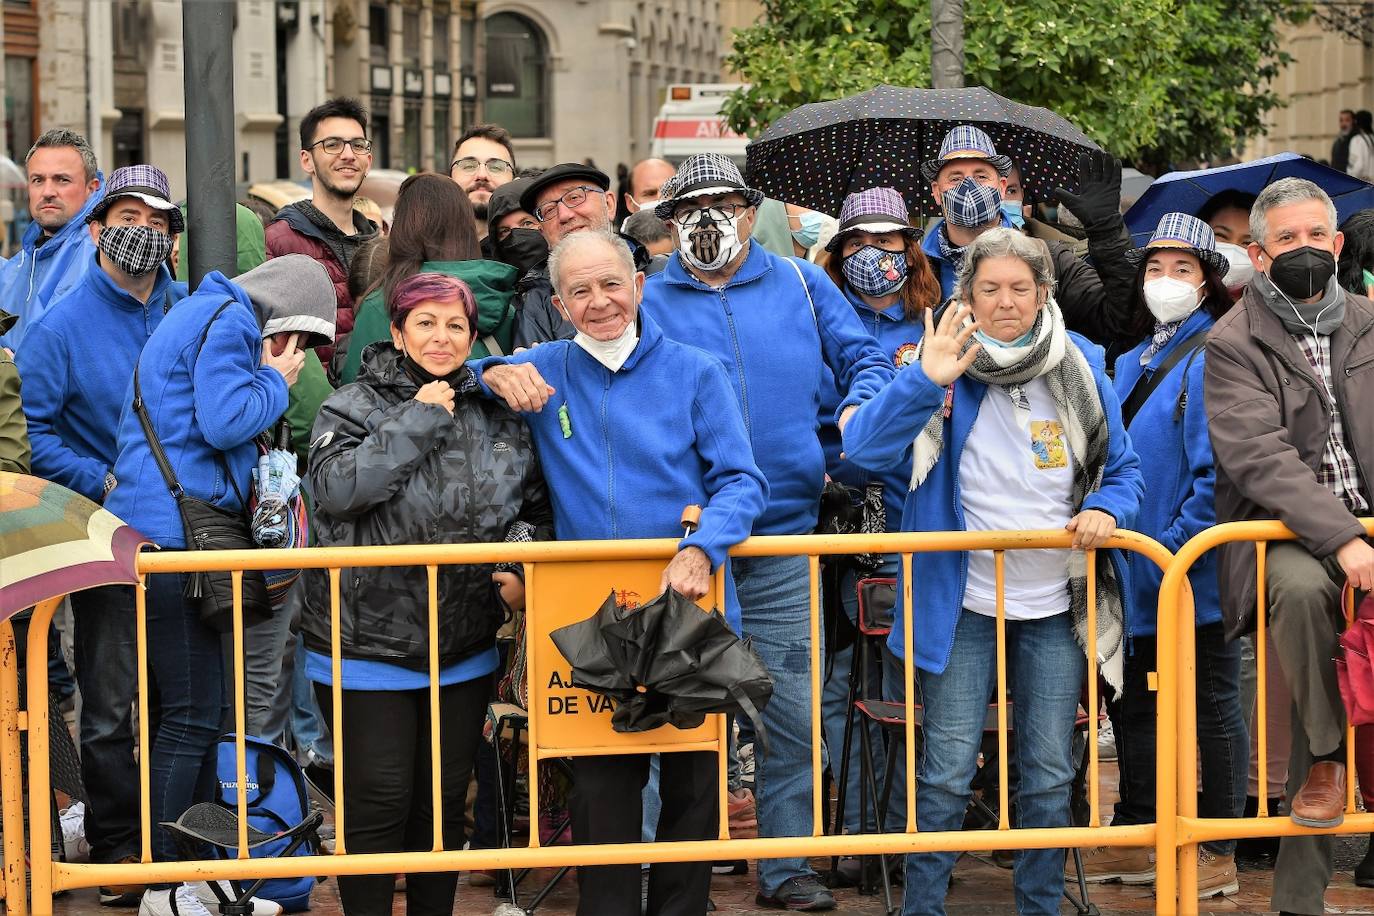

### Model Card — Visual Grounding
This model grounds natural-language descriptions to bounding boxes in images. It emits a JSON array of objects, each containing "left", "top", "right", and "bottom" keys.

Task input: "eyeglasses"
[
  {"left": 671, "top": 203, "right": 746, "bottom": 228},
  {"left": 496, "top": 217, "right": 540, "bottom": 241},
  {"left": 307, "top": 136, "right": 373, "bottom": 156},
  {"left": 451, "top": 156, "right": 514, "bottom": 177},
  {"left": 534, "top": 185, "right": 603, "bottom": 222}
]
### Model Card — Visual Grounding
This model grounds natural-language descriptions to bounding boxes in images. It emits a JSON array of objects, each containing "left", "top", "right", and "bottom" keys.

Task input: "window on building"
[
  {"left": 483, "top": 12, "right": 547, "bottom": 139},
  {"left": 112, "top": 109, "right": 144, "bottom": 171},
  {"left": 4, "top": 55, "right": 33, "bottom": 161},
  {"left": 371, "top": 96, "right": 391, "bottom": 167},
  {"left": 402, "top": 98, "right": 421, "bottom": 170},
  {"left": 402, "top": 6, "right": 420, "bottom": 68},
  {"left": 433, "top": 10, "right": 450, "bottom": 72},
  {"left": 434, "top": 102, "right": 450, "bottom": 169},
  {"left": 368, "top": 3, "right": 388, "bottom": 66}
]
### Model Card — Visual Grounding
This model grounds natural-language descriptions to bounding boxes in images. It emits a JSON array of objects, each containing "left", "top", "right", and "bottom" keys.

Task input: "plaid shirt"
[{"left": 1294, "top": 333, "right": 1370, "bottom": 514}]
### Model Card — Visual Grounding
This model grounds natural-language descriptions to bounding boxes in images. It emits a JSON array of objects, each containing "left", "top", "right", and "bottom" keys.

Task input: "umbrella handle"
[{"left": 681, "top": 504, "right": 702, "bottom": 536}]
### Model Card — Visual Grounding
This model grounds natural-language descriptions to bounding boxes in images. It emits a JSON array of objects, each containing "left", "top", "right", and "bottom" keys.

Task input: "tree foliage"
[{"left": 722, "top": 0, "right": 1308, "bottom": 170}]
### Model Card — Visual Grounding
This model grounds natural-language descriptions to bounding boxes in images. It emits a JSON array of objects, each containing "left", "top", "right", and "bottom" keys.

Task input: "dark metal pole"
[{"left": 182, "top": 0, "right": 238, "bottom": 288}]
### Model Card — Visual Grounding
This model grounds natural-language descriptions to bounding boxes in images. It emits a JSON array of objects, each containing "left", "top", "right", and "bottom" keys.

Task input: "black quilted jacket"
[{"left": 301, "top": 343, "right": 552, "bottom": 668}]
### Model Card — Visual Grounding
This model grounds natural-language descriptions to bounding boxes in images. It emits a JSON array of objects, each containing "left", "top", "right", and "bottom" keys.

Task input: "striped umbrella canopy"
[{"left": 0, "top": 472, "right": 150, "bottom": 620}]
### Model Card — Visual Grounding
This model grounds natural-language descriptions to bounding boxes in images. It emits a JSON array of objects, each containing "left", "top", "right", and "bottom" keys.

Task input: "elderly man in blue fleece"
[
  {"left": 479, "top": 228, "right": 767, "bottom": 916},
  {"left": 0, "top": 128, "right": 105, "bottom": 350},
  {"left": 632, "top": 153, "right": 893, "bottom": 912},
  {"left": 14, "top": 163, "right": 187, "bottom": 906}
]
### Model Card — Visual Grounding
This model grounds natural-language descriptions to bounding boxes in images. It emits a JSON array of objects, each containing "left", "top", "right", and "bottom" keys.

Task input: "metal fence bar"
[
  {"left": 808, "top": 555, "right": 823, "bottom": 837},
  {"left": 901, "top": 554, "right": 917, "bottom": 835},
  {"left": 1086, "top": 550, "right": 1100, "bottom": 827},
  {"left": 0, "top": 620, "right": 26, "bottom": 916},
  {"left": 136, "top": 577, "right": 152, "bottom": 865},
  {"left": 426, "top": 564, "right": 443, "bottom": 852},
  {"left": 994, "top": 550, "right": 1009, "bottom": 831},
  {"left": 23, "top": 598, "right": 60, "bottom": 916},
  {"left": 328, "top": 568, "right": 346, "bottom": 855},
  {"left": 232, "top": 571, "right": 249, "bottom": 858}
]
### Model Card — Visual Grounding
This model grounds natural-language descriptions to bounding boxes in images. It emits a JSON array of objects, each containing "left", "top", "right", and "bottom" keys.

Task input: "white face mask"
[
  {"left": 676, "top": 211, "right": 743, "bottom": 271},
  {"left": 573, "top": 319, "right": 639, "bottom": 372},
  {"left": 1215, "top": 241, "right": 1254, "bottom": 288},
  {"left": 1143, "top": 276, "right": 1204, "bottom": 324}
]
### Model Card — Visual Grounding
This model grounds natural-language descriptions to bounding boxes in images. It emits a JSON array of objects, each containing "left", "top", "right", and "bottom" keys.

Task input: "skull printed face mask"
[{"left": 676, "top": 208, "right": 744, "bottom": 272}]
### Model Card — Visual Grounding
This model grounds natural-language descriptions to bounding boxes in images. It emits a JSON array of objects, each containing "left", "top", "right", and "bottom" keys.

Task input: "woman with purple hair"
[{"left": 301, "top": 272, "right": 552, "bottom": 916}]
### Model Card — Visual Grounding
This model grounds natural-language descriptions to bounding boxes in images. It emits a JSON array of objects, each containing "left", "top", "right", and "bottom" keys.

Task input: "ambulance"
[{"left": 649, "top": 83, "right": 749, "bottom": 166}]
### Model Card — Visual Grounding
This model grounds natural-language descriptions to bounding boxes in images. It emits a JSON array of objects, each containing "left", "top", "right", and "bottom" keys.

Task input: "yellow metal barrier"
[
  {"left": 10, "top": 529, "right": 1177, "bottom": 915},
  {"left": 1159, "top": 520, "right": 1374, "bottom": 910}
]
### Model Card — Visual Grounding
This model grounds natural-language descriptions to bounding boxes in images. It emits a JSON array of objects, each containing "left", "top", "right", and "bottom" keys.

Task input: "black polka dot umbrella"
[{"left": 745, "top": 84, "right": 1101, "bottom": 217}]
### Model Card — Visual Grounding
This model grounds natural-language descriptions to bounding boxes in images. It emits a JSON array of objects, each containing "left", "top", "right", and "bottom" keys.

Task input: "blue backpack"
[{"left": 215, "top": 735, "right": 318, "bottom": 912}]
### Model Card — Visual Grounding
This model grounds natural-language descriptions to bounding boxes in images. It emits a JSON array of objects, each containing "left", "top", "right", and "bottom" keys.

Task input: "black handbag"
[{"left": 131, "top": 300, "right": 272, "bottom": 632}]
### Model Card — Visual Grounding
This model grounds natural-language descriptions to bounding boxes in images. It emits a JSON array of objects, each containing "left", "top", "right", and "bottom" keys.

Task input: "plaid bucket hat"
[
  {"left": 655, "top": 154, "right": 765, "bottom": 220},
  {"left": 920, "top": 125, "right": 1014, "bottom": 182},
  {"left": 88, "top": 164, "right": 184, "bottom": 234},
  {"left": 1125, "top": 212, "right": 1230, "bottom": 275},
  {"left": 824, "top": 187, "right": 919, "bottom": 252}
]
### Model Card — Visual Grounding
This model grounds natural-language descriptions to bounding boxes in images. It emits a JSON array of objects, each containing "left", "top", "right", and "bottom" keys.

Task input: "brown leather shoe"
[{"left": 1290, "top": 760, "right": 1346, "bottom": 828}]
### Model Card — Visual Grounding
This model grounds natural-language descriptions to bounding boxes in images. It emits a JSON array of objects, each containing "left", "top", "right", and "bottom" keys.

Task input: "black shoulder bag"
[
  {"left": 131, "top": 300, "right": 272, "bottom": 632},
  {"left": 1120, "top": 331, "right": 1208, "bottom": 427}
]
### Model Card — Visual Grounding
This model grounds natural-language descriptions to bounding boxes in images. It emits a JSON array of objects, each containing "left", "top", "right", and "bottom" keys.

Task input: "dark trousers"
[
  {"left": 1107, "top": 622, "right": 1248, "bottom": 855},
  {"left": 70, "top": 585, "right": 141, "bottom": 863},
  {"left": 314, "top": 678, "right": 486, "bottom": 916},
  {"left": 570, "top": 751, "right": 717, "bottom": 916}
]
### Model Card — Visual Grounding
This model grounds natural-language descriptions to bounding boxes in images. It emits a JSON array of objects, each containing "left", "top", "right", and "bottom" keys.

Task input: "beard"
[{"left": 472, "top": 201, "right": 489, "bottom": 220}]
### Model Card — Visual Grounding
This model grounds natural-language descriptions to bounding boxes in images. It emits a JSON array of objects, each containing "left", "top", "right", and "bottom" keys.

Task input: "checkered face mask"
[
  {"left": 97, "top": 224, "right": 173, "bottom": 277},
  {"left": 676, "top": 208, "right": 742, "bottom": 272},
  {"left": 942, "top": 177, "right": 1002, "bottom": 229}
]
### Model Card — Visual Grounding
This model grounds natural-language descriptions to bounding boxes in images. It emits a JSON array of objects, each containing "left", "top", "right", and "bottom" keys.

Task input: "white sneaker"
[
  {"left": 60, "top": 802, "right": 90, "bottom": 863},
  {"left": 1096, "top": 720, "right": 1117, "bottom": 761},
  {"left": 189, "top": 881, "right": 283, "bottom": 916},
  {"left": 138, "top": 885, "right": 213, "bottom": 916}
]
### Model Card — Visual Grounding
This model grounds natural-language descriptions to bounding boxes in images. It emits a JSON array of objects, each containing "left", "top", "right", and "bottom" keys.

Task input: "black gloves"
[{"left": 1055, "top": 150, "right": 1123, "bottom": 232}]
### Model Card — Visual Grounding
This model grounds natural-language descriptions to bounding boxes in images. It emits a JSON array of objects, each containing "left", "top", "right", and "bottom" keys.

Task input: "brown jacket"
[{"left": 1206, "top": 281, "right": 1374, "bottom": 637}]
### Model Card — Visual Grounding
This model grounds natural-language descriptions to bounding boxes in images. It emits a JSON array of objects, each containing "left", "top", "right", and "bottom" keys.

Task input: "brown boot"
[
  {"left": 1066, "top": 846, "right": 1155, "bottom": 884},
  {"left": 1290, "top": 760, "right": 1346, "bottom": 828},
  {"left": 1196, "top": 849, "right": 1239, "bottom": 898}
]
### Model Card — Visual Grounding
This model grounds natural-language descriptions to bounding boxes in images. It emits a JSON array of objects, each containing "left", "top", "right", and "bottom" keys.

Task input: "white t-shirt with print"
[{"left": 958, "top": 377, "right": 1075, "bottom": 620}]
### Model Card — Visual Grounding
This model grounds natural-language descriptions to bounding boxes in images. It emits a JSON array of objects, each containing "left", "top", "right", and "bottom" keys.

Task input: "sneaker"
[
  {"left": 1067, "top": 845, "right": 1155, "bottom": 885},
  {"left": 60, "top": 803, "right": 90, "bottom": 863},
  {"left": 99, "top": 855, "right": 146, "bottom": 907},
  {"left": 1096, "top": 720, "right": 1117, "bottom": 761},
  {"left": 728, "top": 788, "right": 757, "bottom": 838},
  {"left": 1196, "top": 849, "right": 1239, "bottom": 898},
  {"left": 138, "top": 886, "right": 212, "bottom": 916},
  {"left": 755, "top": 874, "right": 836, "bottom": 911},
  {"left": 712, "top": 859, "right": 748, "bottom": 875},
  {"left": 189, "top": 881, "right": 283, "bottom": 916}
]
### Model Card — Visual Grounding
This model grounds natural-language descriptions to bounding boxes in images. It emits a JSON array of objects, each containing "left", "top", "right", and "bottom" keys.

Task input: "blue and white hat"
[
  {"left": 655, "top": 154, "right": 765, "bottom": 220},
  {"left": 921, "top": 125, "right": 1014, "bottom": 182},
  {"left": 1125, "top": 212, "right": 1230, "bottom": 276}
]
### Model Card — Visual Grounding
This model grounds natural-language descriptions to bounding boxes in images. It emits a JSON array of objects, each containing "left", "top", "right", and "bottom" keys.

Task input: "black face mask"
[
  {"left": 499, "top": 228, "right": 549, "bottom": 273},
  {"left": 1263, "top": 245, "right": 1337, "bottom": 300}
]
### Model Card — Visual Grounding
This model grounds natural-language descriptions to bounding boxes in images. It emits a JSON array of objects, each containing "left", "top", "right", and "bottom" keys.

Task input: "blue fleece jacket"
[
  {"left": 841, "top": 332, "right": 1144, "bottom": 674},
  {"left": 105, "top": 272, "right": 288, "bottom": 547},
  {"left": 819, "top": 289, "right": 926, "bottom": 529},
  {"left": 921, "top": 212, "right": 1015, "bottom": 301},
  {"left": 17, "top": 260, "right": 188, "bottom": 501},
  {"left": 0, "top": 174, "right": 105, "bottom": 350},
  {"left": 1112, "top": 309, "right": 1219, "bottom": 637},
  {"left": 641, "top": 244, "right": 894, "bottom": 536},
  {"left": 476, "top": 310, "right": 768, "bottom": 631}
]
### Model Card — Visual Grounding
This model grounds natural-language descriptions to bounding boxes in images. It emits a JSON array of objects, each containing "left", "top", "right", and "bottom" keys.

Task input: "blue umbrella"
[{"left": 1125, "top": 152, "right": 1374, "bottom": 248}]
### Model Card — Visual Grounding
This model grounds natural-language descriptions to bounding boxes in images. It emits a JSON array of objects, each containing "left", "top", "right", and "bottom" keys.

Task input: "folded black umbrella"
[
  {"left": 745, "top": 84, "right": 1101, "bottom": 217},
  {"left": 550, "top": 589, "right": 773, "bottom": 750}
]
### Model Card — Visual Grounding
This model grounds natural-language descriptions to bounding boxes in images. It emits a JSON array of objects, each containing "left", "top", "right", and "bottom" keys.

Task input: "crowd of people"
[{"left": 3, "top": 94, "right": 1374, "bottom": 916}]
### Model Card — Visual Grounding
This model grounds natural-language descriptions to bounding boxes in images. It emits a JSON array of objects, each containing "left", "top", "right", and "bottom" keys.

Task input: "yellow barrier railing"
[
  {"left": 1160, "top": 519, "right": 1374, "bottom": 908},
  {"left": 7, "top": 529, "right": 1181, "bottom": 915}
]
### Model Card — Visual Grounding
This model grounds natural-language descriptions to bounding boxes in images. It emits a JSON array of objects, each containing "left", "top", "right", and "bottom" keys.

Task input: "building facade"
[{"left": 6, "top": 0, "right": 729, "bottom": 201}]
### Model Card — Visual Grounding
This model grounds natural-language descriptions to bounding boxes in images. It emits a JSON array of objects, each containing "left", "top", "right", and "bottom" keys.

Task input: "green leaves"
[{"left": 722, "top": 0, "right": 1304, "bottom": 168}]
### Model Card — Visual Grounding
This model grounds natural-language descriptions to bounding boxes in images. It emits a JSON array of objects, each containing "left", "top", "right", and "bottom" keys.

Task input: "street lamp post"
[{"left": 182, "top": 0, "right": 238, "bottom": 288}]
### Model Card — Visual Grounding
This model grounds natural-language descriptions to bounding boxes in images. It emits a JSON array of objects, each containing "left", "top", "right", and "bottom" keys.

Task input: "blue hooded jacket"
[
  {"left": 0, "top": 172, "right": 105, "bottom": 350},
  {"left": 841, "top": 332, "right": 1144, "bottom": 674},
  {"left": 1112, "top": 308, "right": 1220, "bottom": 637},
  {"left": 818, "top": 289, "right": 925, "bottom": 528},
  {"left": 476, "top": 310, "right": 768, "bottom": 631},
  {"left": 105, "top": 272, "right": 288, "bottom": 547},
  {"left": 17, "top": 258, "right": 188, "bottom": 501},
  {"left": 641, "top": 244, "right": 894, "bottom": 536}
]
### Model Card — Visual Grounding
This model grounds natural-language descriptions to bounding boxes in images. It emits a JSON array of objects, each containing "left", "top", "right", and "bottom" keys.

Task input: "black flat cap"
[{"left": 519, "top": 163, "right": 612, "bottom": 214}]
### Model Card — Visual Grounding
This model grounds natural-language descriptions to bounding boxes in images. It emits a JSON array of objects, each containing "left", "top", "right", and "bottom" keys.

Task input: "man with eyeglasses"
[
  {"left": 448, "top": 123, "right": 516, "bottom": 253},
  {"left": 510, "top": 163, "right": 668, "bottom": 349},
  {"left": 266, "top": 97, "right": 378, "bottom": 368}
]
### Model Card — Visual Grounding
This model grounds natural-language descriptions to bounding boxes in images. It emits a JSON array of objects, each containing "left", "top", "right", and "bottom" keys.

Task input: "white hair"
[
  {"left": 1250, "top": 177, "right": 1338, "bottom": 247},
  {"left": 953, "top": 227, "right": 1056, "bottom": 299},
  {"left": 548, "top": 229, "right": 636, "bottom": 299}
]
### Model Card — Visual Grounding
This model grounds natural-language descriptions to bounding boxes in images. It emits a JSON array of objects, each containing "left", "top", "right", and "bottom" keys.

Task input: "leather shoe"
[{"left": 1290, "top": 760, "right": 1345, "bottom": 828}]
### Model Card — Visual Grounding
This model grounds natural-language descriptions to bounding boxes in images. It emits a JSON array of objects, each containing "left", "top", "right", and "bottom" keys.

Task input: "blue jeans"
[
  {"left": 903, "top": 610, "right": 1085, "bottom": 916},
  {"left": 734, "top": 554, "right": 818, "bottom": 894},
  {"left": 145, "top": 573, "right": 229, "bottom": 863},
  {"left": 70, "top": 585, "right": 140, "bottom": 863},
  {"left": 289, "top": 639, "right": 332, "bottom": 764}
]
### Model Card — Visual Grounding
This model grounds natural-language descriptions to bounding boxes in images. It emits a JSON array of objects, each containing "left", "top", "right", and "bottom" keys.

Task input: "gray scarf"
[
  {"left": 909, "top": 298, "right": 1125, "bottom": 692},
  {"left": 1256, "top": 273, "right": 1345, "bottom": 336}
]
